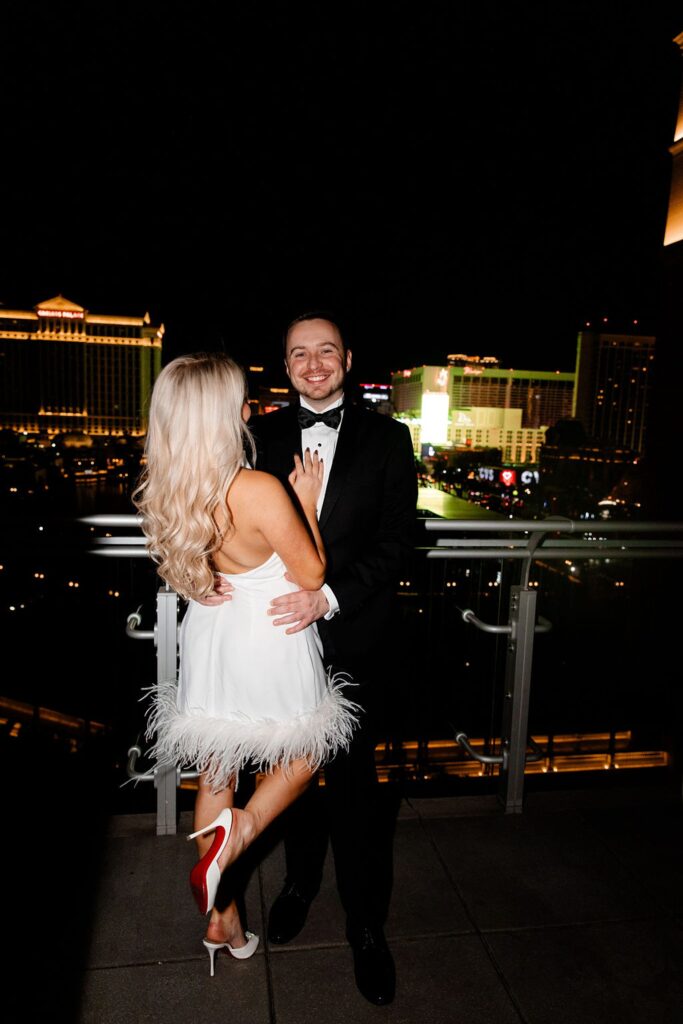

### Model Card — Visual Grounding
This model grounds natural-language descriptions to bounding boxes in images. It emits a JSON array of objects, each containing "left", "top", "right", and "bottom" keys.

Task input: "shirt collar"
[{"left": 299, "top": 394, "right": 345, "bottom": 415}]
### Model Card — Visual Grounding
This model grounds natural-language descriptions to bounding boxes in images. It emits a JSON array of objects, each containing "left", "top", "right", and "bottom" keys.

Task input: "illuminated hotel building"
[
  {"left": 572, "top": 330, "right": 655, "bottom": 454},
  {"left": 0, "top": 295, "right": 163, "bottom": 436},
  {"left": 447, "top": 356, "right": 575, "bottom": 430},
  {"left": 664, "top": 31, "right": 683, "bottom": 248},
  {"left": 392, "top": 359, "right": 575, "bottom": 463},
  {"left": 654, "top": 30, "right": 683, "bottom": 516}
]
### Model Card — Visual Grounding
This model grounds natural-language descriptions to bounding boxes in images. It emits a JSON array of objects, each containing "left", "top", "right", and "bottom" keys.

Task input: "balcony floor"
[{"left": 27, "top": 783, "right": 683, "bottom": 1024}]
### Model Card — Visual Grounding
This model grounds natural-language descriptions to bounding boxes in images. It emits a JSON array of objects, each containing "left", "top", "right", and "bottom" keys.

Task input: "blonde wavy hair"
[{"left": 133, "top": 352, "right": 255, "bottom": 600}]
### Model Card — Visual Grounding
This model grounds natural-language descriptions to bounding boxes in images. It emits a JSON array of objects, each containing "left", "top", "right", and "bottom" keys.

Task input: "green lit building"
[{"left": 391, "top": 357, "right": 575, "bottom": 462}]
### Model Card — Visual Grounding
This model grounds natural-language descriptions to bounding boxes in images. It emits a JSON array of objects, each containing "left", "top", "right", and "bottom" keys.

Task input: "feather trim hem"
[{"left": 144, "top": 672, "right": 359, "bottom": 793}]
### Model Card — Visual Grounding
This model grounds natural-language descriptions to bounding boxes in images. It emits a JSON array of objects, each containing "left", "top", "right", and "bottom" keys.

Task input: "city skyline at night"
[
  {"left": 3, "top": 13, "right": 683, "bottom": 1019},
  {"left": 1, "top": 4, "right": 682, "bottom": 385}
]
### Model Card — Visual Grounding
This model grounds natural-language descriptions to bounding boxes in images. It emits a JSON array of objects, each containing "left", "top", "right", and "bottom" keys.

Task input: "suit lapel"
[
  {"left": 258, "top": 402, "right": 362, "bottom": 530},
  {"left": 319, "top": 403, "right": 361, "bottom": 531},
  {"left": 260, "top": 407, "right": 302, "bottom": 479}
]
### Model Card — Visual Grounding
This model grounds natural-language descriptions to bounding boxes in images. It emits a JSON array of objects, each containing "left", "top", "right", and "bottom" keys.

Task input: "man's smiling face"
[{"left": 284, "top": 318, "right": 352, "bottom": 411}]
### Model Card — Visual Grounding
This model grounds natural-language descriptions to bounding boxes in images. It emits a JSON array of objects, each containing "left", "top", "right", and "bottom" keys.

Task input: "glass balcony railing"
[
  {"left": 412, "top": 514, "right": 683, "bottom": 810},
  {"left": 2, "top": 491, "right": 681, "bottom": 832}
]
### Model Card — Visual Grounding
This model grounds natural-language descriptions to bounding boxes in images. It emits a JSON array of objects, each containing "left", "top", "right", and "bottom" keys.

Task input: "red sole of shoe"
[
  {"left": 189, "top": 825, "right": 226, "bottom": 914},
  {"left": 189, "top": 865, "right": 208, "bottom": 914}
]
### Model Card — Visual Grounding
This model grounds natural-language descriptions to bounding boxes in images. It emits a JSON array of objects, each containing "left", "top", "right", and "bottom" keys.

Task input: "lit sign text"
[{"left": 37, "top": 309, "right": 84, "bottom": 319}]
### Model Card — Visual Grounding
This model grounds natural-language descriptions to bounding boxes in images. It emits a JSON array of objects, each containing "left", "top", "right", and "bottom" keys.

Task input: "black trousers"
[
  {"left": 280, "top": 674, "right": 394, "bottom": 929},
  {"left": 221, "top": 667, "right": 396, "bottom": 929}
]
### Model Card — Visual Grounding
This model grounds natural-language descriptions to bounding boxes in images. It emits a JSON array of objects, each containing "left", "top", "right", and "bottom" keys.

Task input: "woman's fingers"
[
  {"left": 292, "top": 449, "right": 323, "bottom": 480},
  {"left": 298, "top": 448, "right": 316, "bottom": 473}
]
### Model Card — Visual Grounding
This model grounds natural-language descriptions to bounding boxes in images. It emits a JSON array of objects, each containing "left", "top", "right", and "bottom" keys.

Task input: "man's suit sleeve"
[{"left": 326, "top": 423, "right": 417, "bottom": 618}]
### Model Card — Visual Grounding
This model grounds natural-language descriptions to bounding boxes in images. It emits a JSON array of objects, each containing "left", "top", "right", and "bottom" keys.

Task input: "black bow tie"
[{"left": 297, "top": 405, "right": 343, "bottom": 430}]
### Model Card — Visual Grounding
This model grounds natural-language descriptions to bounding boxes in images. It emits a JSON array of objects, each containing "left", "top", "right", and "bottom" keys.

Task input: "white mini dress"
[{"left": 147, "top": 552, "right": 357, "bottom": 791}]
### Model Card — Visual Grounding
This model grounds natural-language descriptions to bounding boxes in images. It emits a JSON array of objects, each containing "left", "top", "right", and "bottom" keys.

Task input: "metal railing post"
[
  {"left": 84, "top": 512, "right": 683, "bottom": 826},
  {"left": 498, "top": 585, "right": 538, "bottom": 813},
  {"left": 155, "top": 586, "right": 179, "bottom": 835}
]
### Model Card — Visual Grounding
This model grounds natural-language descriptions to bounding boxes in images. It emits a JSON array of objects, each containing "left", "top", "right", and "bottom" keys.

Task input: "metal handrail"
[
  {"left": 81, "top": 514, "right": 141, "bottom": 527},
  {"left": 98, "top": 536, "right": 147, "bottom": 545},
  {"left": 425, "top": 520, "right": 683, "bottom": 579},
  {"left": 81, "top": 515, "right": 147, "bottom": 557},
  {"left": 428, "top": 548, "right": 683, "bottom": 559},
  {"left": 87, "top": 511, "right": 683, "bottom": 820},
  {"left": 126, "top": 607, "right": 155, "bottom": 641},
  {"left": 127, "top": 739, "right": 199, "bottom": 784},
  {"left": 127, "top": 740, "right": 155, "bottom": 782},
  {"left": 435, "top": 538, "right": 682, "bottom": 548},
  {"left": 423, "top": 518, "right": 683, "bottom": 533},
  {"left": 93, "top": 546, "right": 150, "bottom": 558},
  {"left": 420, "top": 516, "right": 683, "bottom": 812},
  {"left": 460, "top": 608, "right": 552, "bottom": 635},
  {"left": 460, "top": 609, "right": 511, "bottom": 634},
  {"left": 454, "top": 731, "right": 544, "bottom": 768},
  {"left": 455, "top": 731, "right": 505, "bottom": 765}
]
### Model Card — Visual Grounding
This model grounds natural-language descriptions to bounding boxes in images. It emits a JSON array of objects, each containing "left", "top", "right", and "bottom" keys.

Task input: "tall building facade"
[
  {"left": 654, "top": 30, "right": 683, "bottom": 517},
  {"left": 664, "top": 31, "right": 683, "bottom": 248},
  {"left": 572, "top": 330, "right": 655, "bottom": 454},
  {"left": 448, "top": 365, "right": 575, "bottom": 431},
  {"left": 391, "top": 360, "right": 575, "bottom": 463},
  {"left": 0, "top": 295, "right": 164, "bottom": 436}
]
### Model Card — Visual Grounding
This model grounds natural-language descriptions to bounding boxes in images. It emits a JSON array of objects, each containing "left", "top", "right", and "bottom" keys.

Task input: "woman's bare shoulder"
[{"left": 230, "top": 468, "right": 287, "bottom": 504}]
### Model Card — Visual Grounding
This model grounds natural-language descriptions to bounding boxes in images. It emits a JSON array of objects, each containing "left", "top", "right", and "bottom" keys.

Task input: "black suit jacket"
[{"left": 250, "top": 401, "right": 417, "bottom": 668}]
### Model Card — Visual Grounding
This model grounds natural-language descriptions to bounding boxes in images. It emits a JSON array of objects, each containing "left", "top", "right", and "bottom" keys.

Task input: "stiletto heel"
[
  {"left": 202, "top": 931, "right": 259, "bottom": 976},
  {"left": 205, "top": 941, "right": 219, "bottom": 977},
  {"left": 187, "top": 808, "right": 233, "bottom": 914},
  {"left": 187, "top": 806, "right": 233, "bottom": 841}
]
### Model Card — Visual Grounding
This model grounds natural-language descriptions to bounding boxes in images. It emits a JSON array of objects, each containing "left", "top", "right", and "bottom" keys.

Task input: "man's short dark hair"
[{"left": 283, "top": 310, "right": 347, "bottom": 355}]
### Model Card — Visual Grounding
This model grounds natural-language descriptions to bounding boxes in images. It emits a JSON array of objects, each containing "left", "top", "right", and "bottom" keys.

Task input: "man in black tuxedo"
[{"left": 251, "top": 312, "right": 416, "bottom": 1005}]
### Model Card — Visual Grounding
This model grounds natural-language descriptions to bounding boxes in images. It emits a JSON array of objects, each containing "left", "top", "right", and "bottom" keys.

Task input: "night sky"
[{"left": 1, "top": 1, "right": 681, "bottom": 383}]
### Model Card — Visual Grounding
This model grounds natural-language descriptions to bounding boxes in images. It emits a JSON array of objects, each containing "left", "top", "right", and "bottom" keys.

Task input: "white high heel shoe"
[
  {"left": 202, "top": 931, "right": 260, "bottom": 976},
  {"left": 187, "top": 808, "right": 233, "bottom": 915}
]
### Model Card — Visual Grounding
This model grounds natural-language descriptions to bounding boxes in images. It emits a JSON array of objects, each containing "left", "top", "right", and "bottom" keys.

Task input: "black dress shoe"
[
  {"left": 267, "top": 882, "right": 312, "bottom": 944},
  {"left": 347, "top": 923, "right": 396, "bottom": 1006}
]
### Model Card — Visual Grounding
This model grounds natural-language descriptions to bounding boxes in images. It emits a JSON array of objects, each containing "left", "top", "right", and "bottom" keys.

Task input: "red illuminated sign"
[{"left": 500, "top": 469, "right": 516, "bottom": 486}]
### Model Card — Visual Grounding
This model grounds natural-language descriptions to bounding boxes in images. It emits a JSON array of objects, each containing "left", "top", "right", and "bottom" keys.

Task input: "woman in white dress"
[{"left": 134, "top": 352, "right": 357, "bottom": 974}]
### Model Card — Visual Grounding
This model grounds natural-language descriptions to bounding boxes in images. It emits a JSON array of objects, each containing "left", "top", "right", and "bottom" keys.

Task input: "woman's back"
[
  {"left": 212, "top": 469, "right": 279, "bottom": 574},
  {"left": 213, "top": 466, "right": 325, "bottom": 591}
]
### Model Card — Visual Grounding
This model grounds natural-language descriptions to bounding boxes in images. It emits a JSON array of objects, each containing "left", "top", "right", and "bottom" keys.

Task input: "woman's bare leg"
[
  {"left": 217, "top": 759, "right": 315, "bottom": 874},
  {"left": 193, "top": 762, "right": 314, "bottom": 945},
  {"left": 193, "top": 774, "right": 233, "bottom": 840},
  {"left": 193, "top": 777, "right": 245, "bottom": 947}
]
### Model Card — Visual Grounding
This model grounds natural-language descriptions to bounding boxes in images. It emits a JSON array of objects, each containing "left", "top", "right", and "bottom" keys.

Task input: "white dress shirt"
[{"left": 299, "top": 395, "right": 343, "bottom": 619}]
